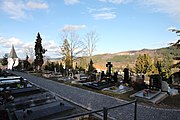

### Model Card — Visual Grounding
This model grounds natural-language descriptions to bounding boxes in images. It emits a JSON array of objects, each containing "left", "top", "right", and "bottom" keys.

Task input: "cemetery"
[
  {"left": 0, "top": 30, "right": 180, "bottom": 120},
  {"left": 0, "top": 70, "right": 101, "bottom": 120},
  {"left": 37, "top": 60, "right": 180, "bottom": 105},
  {"left": 40, "top": 59, "right": 180, "bottom": 105}
]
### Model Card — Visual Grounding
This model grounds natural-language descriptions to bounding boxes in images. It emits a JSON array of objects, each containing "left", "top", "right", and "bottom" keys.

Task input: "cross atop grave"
[{"left": 106, "top": 62, "right": 113, "bottom": 76}]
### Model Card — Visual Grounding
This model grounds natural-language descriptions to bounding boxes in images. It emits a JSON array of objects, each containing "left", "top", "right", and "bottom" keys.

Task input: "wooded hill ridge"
[{"left": 90, "top": 46, "right": 180, "bottom": 70}]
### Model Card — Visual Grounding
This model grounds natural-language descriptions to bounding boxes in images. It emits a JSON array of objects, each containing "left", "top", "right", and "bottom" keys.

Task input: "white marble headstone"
[{"left": 161, "top": 81, "right": 169, "bottom": 92}]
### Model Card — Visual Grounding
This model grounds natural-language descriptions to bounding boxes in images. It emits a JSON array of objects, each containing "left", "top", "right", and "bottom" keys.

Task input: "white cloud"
[
  {"left": 43, "top": 40, "right": 59, "bottom": 50},
  {"left": 168, "top": 26, "right": 176, "bottom": 31},
  {"left": 0, "top": 36, "right": 27, "bottom": 57},
  {"left": 140, "top": 0, "right": 180, "bottom": 20},
  {"left": 42, "top": 40, "right": 60, "bottom": 58},
  {"left": 21, "top": 40, "right": 60, "bottom": 58},
  {"left": 88, "top": 7, "right": 116, "bottom": 13},
  {"left": 0, "top": 37, "right": 24, "bottom": 48},
  {"left": 22, "top": 42, "right": 34, "bottom": 48},
  {"left": 64, "top": 0, "right": 80, "bottom": 5},
  {"left": 1, "top": 0, "right": 48, "bottom": 20},
  {"left": 1, "top": 0, "right": 27, "bottom": 20},
  {"left": 99, "top": 0, "right": 131, "bottom": 4},
  {"left": 93, "top": 12, "right": 116, "bottom": 20},
  {"left": 0, "top": 36, "right": 60, "bottom": 58},
  {"left": 62, "top": 24, "right": 86, "bottom": 31},
  {"left": 88, "top": 7, "right": 117, "bottom": 20},
  {"left": 27, "top": 1, "right": 48, "bottom": 9}
]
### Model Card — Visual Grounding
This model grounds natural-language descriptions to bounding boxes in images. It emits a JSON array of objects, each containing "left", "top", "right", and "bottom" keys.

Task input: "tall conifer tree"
[
  {"left": 134, "top": 54, "right": 152, "bottom": 74},
  {"left": 34, "top": 32, "right": 46, "bottom": 71}
]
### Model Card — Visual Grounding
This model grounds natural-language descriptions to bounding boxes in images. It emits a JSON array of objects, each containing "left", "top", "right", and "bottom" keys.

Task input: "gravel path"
[{"left": 12, "top": 71, "right": 180, "bottom": 120}]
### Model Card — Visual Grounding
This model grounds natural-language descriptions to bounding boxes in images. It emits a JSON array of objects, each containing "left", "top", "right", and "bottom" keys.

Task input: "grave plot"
[
  {"left": 133, "top": 89, "right": 161, "bottom": 100},
  {"left": 75, "top": 74, "right": 89, "bottom": 82},
  {"left": 71, "top": 73, "right": 90, "bottom": 85},
  {"left": 14, "top": 101, "right": 75, "bottom": 120},
  {"left": 0, "top": 76, "right": 33, "bottom": 91},
  {"left": 84, "top": 80, "right": 116, "bottom": 90},
  {"left": 83, "top": 62, "right": 118, "bottom": 90},
  {"left": 102, "top": 68, "right": 134, "bottom": 94},
  {"left": 0, "top": 70, "right": 15, "bottom": 77},
  {"left": 131, "top": 74, "right": 168, "bottom": 103},
  {"left": 42, "top": 71, "right": 62, "bottom": 79},
  {"left": 103, "top": 85, "right": 134, "bottom": 94},
  {"left": 5, "top": 90, "right": 76, "bottom": 120}
]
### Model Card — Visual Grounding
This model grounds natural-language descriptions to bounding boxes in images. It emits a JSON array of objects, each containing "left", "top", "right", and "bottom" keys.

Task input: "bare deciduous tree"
[
  {"left": 24, "top": 47, "right": 34, "bottom": 63},
  {"left": 60, "top": 30, "right": 85, "bottom": 68},
  {"left": 84, "top": 31, "right": 99, "bottom": 58}
]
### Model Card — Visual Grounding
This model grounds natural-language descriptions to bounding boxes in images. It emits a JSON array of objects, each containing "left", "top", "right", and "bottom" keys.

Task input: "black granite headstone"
[
  {"left": 113, "top": 72, "right": 118, "bottom": 82},
  {"left": 123, "top": 68, "right": 130, "bottom": 84},
  {"left": 101, "top": 71, "right": 105, "bottom": 79},
  {"left": 149, "top": 74, "right": 162, "bottom": 90},
  {"left": 106, "top": 62, "right": 113, "bottom": 77}
]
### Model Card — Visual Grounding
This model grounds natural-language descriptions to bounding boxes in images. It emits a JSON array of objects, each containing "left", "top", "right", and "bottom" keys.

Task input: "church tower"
[{"left": 7, "top": 45, "right": 19, "bottom": 69}]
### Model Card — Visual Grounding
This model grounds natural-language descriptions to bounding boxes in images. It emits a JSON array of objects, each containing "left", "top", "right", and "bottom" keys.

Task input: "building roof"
[{"left": 9, "top": 45, "right": 18, "bottom": 58}]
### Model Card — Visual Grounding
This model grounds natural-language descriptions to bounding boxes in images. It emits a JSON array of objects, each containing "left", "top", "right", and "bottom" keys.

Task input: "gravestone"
[
  {"left": 172, "top": 72, "right": 180, "bottom": 85},
  {"left": 149, "top": 74, "right": 162, "bottom": 90},
  {"left": 168, "top": 72, "right": 180, "bottom": 94},
  {"left": 101, "top": 71, "right": 105, "bottom": 80},
  {"left": 113, "top": 72, "right": 118, "bottom": 82},
  {"left": 123, "top": 68, "right": 130, "bottom": 84},
  {"left": 161, "top": 81, "right": 169, "bottom": 92},
  {"left": 106, "top": 62, "right": 113, "bottom": 77}
]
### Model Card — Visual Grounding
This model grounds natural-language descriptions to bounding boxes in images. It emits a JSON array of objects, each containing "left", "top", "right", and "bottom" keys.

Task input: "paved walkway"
[{"left": 12, "top": 71, "right": 180, "bottom": 120}]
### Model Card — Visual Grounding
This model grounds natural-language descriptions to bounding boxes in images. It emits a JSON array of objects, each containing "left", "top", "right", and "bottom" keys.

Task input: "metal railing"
[{"left": 55, "top": 99, "right": 137, "bottom": 120}]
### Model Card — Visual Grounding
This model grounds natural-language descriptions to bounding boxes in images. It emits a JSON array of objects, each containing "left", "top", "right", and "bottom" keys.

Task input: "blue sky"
[{"left": 0, "top": 0, "right": 180, "bottom": 59}]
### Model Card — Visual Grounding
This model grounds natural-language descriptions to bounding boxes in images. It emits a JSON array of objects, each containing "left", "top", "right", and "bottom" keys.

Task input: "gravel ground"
[{"left": 11, "top": 71, "right": 180, "bottom": 120}]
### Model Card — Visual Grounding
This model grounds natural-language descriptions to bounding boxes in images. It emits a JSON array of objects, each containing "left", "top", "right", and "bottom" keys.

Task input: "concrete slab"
[
  {"left": 150, "top": 92, "right": 168, "bottom": 104},
  {"left": 134, "top": 89, "right": 161, "bottom": 100},
  {"left": 102, "top": 85, "right": 133, "bottom": 94},
  {"left": 130, "top": 89, "right": 168, "bottom": 104},
  {"left": 14, "top": 101, "right": 75, "bottom": 120},
  {"left": 83, "top": 81, "right": 115, "bottom": 90}
]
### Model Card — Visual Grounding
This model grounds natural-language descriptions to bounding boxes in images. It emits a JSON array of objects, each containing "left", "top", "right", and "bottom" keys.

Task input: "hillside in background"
[{"left": 90, "top": 46, "right": 180, "bottom": 70}]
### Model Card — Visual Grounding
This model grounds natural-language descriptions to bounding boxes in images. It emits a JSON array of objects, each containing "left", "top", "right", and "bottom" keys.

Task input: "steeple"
[{"left": 9, "top": 45, "right": 18, "bottom": 58}]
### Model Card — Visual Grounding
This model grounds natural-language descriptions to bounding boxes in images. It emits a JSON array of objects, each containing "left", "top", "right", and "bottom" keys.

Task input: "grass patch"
[
  {"left": 159, "top": 95, "right": 180, "bottom": 109},
  {"left": 30, "top": 72, "right": 43, "bottom": 77}
]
